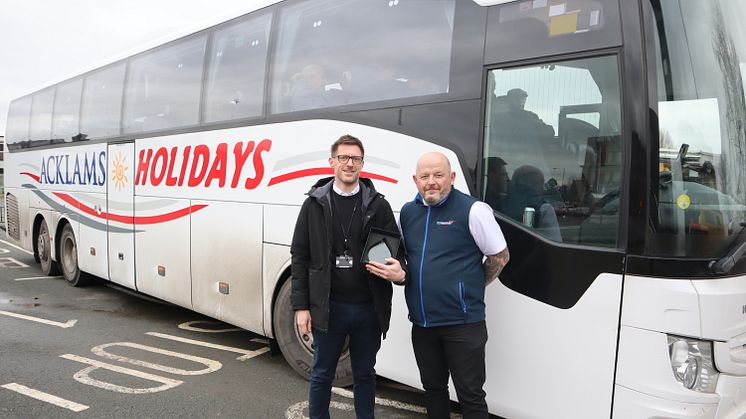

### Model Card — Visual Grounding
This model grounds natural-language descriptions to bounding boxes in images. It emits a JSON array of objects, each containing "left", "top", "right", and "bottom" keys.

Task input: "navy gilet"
[{"left": 400, "top": 188, "right": 485, "bottom": 327}]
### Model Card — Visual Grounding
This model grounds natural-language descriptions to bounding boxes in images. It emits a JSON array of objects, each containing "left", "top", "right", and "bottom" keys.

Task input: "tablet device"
[{"left": 360, "top": 227, "right": 401, "bottom": 264}]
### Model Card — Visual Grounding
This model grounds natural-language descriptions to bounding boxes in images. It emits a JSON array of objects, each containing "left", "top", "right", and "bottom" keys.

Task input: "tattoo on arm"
[{"left": 484, "top": 248, "right": 510, "bottom": 286}]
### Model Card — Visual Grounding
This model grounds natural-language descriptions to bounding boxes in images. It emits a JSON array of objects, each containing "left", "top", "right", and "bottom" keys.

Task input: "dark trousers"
[
  {"left": 412, "top": 321, "right": 489, "bottom": 419},
  {"left": 309, "top": 300, "right": 381, "bottom": 419}
]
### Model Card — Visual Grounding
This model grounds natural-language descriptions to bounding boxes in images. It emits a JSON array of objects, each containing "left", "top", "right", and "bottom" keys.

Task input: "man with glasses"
[{"left": 291, "top": 134, "right": 406, "bottom": 419}]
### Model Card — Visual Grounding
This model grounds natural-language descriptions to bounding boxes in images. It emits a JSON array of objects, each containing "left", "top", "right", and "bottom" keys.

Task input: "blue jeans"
[{"left": 309, "top": 300, "right": 381, "bottom": 419}]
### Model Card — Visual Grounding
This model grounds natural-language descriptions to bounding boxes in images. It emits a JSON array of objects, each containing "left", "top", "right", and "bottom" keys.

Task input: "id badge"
[{"left": 335, "top": 255, "right": 353, "bottom": 269}]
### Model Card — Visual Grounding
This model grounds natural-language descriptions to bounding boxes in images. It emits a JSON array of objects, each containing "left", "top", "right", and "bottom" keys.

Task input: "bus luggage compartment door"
[{"left": 107, "top": 142, "right": 136, "bottom": 289}]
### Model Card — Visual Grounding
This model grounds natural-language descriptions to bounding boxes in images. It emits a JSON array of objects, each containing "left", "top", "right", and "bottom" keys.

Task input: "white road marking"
[
  {"left": 14, "top": 276, "right": 63, "bottom": 281},
  {"left": 0, "top": 248, "right": 10, "bottom": 254},
  {"left": 0, "top": 240, "right": 34, "bottom": 255},
  {"left": 60, "top": 354, "right": 183, "bottom": 394},
  {"left": 285, "top": 387, "right": 457, "bottom": 418},
  {"left": 178, "top": 320, "right": 242, "bottom": 333},
  {"left": 332, "top": 387, "right": 427, "bottom": 414},
  {"left": 1, "top": 383, "right": 89, "bottom": 412},
  {"left": 0, "top": 257, "right": 30, "bottom": 268},
  {"left": 0, "top": 309, "right": 77, "bottom": 328},
  {"left": 91, "top": 342, "right": 222, "bottom": 375},
  {"left": 285, "top": 401, "right": 353, "bottom": 419},
  {"left": 146, "top": 332, "right": 270, "bottom": 361}
]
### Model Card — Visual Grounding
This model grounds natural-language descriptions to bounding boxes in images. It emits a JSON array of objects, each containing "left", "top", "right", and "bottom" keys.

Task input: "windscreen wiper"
[{"left": 710, "top": 223, "right": 746, "bottom": 275}]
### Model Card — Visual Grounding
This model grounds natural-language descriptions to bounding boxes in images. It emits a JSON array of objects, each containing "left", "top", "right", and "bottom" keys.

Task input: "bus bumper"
[
  {"left": 613, "top": 385, "right": 718, "bottom": 418},
  {"left": 613, "top": 373, "right": 746, "bottom": 419}
]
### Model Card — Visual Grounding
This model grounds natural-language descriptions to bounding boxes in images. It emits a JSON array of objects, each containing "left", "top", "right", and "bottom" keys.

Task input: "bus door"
[
  {"left": 106, "top": 142, "right": 136, "bottom": 289},
  {"left": 481, "top": 54, "right": 626, "bottom": 418}
]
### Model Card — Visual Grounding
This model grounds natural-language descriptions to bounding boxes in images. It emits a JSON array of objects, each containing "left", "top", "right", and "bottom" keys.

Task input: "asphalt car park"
[{"left": 0, "top": 239, "right": 438, "bottom": 418}]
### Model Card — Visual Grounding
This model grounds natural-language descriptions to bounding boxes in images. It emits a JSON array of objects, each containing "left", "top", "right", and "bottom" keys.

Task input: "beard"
[{"left": 423, "top": 190, "right": 442, "bottom": 205}]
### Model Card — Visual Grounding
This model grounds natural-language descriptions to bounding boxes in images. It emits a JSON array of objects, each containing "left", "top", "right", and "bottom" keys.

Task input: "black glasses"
[{"left": 334, "top": 155, "right": 364, "bottom": 165}]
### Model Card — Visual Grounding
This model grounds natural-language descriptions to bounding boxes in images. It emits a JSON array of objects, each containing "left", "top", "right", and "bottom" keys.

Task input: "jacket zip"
[
  {"left": 458, "top": 282, "right": 467, "bottom": 314},
  {"left": 418, "top": 206, "right": 431, "bottom": 327},
  {"left": 319, "top": 193, "right": 333, "bottom": 332},
  {"left": 363, "top": 196, "right": 377, "bottom": 316}
]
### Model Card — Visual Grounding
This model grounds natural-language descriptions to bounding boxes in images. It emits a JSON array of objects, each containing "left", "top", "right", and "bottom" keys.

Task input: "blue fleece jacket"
[{"left": 400, "top": 188, "right": 485, "bottom": 327}]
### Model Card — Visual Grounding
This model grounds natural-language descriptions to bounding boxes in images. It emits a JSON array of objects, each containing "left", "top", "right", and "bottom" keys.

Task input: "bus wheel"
[
  {"left": 37, "top": 219, "right": 59, "bottom": 276},
  {"left": 59, "top": 224, "right": 91, "bottom": 287},
  {"left": 273, "top": 279, "right": 353, "bottom": 387}
]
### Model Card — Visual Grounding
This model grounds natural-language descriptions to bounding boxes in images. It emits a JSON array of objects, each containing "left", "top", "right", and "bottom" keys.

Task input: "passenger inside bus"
[
  {"left": 506, "top": 88, "right": 555, "bottom": 143},
  {"left": 503, "top": 165, "right": 563, "bottom": 242},
  {"left": 488, "top": 88, "right": 555, "bottom": 175},
  {"left": 288, "top": 64, "right": 346, "bottom": 111},
  {"left": 483, "top": 156, "right": 510, "bottom": 212}
]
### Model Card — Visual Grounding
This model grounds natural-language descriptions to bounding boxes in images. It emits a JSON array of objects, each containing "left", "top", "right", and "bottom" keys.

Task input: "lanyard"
[{"left": 332, "top": 194, "right": 359, "bottom": 255}]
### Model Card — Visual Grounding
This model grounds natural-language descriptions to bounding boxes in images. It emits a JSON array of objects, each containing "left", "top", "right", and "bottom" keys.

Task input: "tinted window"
[
  {"left": 271, "top": 0, "right": 455, "bottom": 113},
  {"left": 29, "top": 88, "right": 55, "bottom": 144},
  {"left": 646, "top": 0, "right": 746, "bottom": 258},
  {"left": 52, "top": 78, "right": 83, "bottom": 143},
  {"left": 80, "top": 63, "right": 126, "bottom": 140},
  {"left": 203, "top": 14, "right": 272, "bottom": 123},
  {"left": 5, "top": 96, "right": 32, "bottom": 149},
  {"left": 483, "top": 55, "right": 622, "bottom": 248},
  {"left": 485, "top": 0, "right": 622, "bottom": 64},
  {"left": 123, "top": 36, "right": 207, "bottom": 133}
]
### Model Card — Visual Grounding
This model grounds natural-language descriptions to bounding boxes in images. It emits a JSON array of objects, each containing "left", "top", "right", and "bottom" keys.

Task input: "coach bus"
[{"left": 4, "top": 0, "right": 746, "bottom": 417}]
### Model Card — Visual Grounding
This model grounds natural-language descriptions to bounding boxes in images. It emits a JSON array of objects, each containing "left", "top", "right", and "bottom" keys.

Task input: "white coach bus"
[{"left": 4, "top": 0, "right": 746, "bottom": 417}]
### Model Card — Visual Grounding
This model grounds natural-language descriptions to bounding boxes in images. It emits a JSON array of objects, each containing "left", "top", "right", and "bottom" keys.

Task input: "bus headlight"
[{"left": 667, "top": 335, "right": 719, "bottom": 393}]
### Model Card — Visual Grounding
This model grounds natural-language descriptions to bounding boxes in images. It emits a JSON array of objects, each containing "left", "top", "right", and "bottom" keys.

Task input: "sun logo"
[{"left": 112, "top": 153, "right": 129, "bottom": 191}]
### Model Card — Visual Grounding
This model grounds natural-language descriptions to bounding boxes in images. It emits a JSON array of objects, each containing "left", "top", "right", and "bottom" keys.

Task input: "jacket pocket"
[{"left": 307, "top": 268, "right": 324, "bottom": 301}]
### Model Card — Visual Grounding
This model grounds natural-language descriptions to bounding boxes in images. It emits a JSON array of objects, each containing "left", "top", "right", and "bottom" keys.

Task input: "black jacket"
[{"left": 290, "top": 177, "right": 406, "bottom": 335}]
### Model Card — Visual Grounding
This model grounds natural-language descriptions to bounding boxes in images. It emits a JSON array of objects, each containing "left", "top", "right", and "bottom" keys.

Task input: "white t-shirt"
[{"left": 468, "top": 201, "right": 508, "bottom": 255}]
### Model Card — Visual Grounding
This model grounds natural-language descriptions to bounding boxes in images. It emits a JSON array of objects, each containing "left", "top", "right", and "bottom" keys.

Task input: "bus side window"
[
  {"left": 270, "top": 0, "right": 456, "bottom": 114},
  {"left": 52, "top": 78, "right": 83, "bottom": 143},
  {"left": 5, "top": 95, "right": 32, "bottom": 151},
  {"left": 123, "top": 35, "right": 207, "bottom": 134},
  {"left": 29, "top": 88, "right": 55, "bottom": 146},
  {"left": 203, "top": 13, "right": 272, "bottom": 123},
  {"left": 80, "top": 63, "right": 126, "bottom": 141},
  {"left": 482, "top": 55, "right": 623, "bottom": 248}
]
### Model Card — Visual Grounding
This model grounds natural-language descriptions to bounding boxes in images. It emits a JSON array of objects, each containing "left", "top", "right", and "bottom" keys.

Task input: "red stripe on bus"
[
  {"left": 21, "top": 172, "right": 40, "bottom": 183},
  {"left": 52, "top": 192, "right": 207, "bottom": 225},
  {"left": 268, "top": 168, "right": 398, "bottom": 186},
  {"left": 362, "top": 172, "right": 399, "bottom": 184}
]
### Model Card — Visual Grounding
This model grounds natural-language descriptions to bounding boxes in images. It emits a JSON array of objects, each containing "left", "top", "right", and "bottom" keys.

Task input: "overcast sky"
[{"left": 0, "top": 0, "right": 271, "bottom": 138}]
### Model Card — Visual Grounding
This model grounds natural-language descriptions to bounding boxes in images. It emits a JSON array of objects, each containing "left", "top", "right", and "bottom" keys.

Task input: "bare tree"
[
  {"left": 712, "top": 3, "right": 746, "bottom": 199},
  {"left": 660, "top": 129, "right": 675, "bottom": 150}
]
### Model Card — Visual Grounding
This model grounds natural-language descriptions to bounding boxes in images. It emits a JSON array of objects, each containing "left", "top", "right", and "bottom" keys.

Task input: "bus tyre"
[
  {"left": 37, "top": 219, "right": 59, "bottom": 276},
  {"left": 273, "top": 279, "right": 353, "bottom": 387},
  {"left": 59, "top": 224, "right": 91, "bottom": 287}
]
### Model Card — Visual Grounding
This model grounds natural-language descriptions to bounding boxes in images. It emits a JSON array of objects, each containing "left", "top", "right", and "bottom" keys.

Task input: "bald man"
[{"left": 398, "top": 152, "right": 510, "bottom": 419}]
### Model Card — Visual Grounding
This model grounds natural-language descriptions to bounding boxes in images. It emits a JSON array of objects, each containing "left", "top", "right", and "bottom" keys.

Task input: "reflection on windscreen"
[
  {"left": 483, "top": 55, "right": 622, "bottom": 248},
  {"left": 649, "top": 0, "right": 746, "bottom": 258}
]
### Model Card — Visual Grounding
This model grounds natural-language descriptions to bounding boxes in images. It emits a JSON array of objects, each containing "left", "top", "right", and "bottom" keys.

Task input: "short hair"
[
  {"left": 507, "top": 88, "right": 528, "bottom": 98},
  {"left": 512, "top": 165, "right": 544, "bottom": 192},
  {"left": 485, "top": 156, "right": 508, "bottom": 174},
  {"left": 331, "top": 134, "right": 364, "bottom": 156}
]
